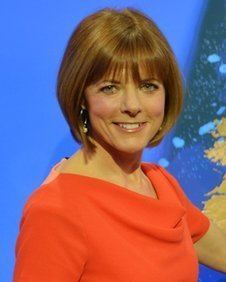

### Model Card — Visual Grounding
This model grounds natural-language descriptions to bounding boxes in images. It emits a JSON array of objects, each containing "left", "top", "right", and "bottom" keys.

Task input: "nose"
[{"left": 121, "top": 87, "right": 142, "bottom": 117}]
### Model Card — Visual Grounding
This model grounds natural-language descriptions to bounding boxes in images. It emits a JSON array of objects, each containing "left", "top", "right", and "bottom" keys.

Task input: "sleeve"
[
  {"left": 13, "top": 195, "right": 88, "bottom": 281},
  {"left": 157, "top": 165, "right": 211, "bottom": 243}
]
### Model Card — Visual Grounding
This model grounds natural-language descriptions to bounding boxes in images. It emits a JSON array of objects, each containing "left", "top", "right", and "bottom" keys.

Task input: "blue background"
[{"left": 1, "top": 0, "right": 225, "bottom": 281}]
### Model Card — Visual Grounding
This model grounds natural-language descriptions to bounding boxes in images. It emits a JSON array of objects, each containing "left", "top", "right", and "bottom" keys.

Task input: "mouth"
[{"left": 113, "top": 122, "right": 147, "bottom": 132}]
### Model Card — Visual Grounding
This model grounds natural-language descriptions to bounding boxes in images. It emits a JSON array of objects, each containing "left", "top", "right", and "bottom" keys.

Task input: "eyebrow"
[{"left": 101, "top": 78, "right": 159, "bottom": 84}]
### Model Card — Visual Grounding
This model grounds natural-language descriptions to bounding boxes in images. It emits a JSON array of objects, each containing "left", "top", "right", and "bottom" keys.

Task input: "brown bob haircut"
[{"left": 57, "top": 7, "right": 184, "bottom": 153}]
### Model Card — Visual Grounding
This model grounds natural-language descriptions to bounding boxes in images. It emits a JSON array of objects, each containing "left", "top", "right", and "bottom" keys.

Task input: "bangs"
[{"left": 85, "top": 35, "right": 170, "bottom": 86}]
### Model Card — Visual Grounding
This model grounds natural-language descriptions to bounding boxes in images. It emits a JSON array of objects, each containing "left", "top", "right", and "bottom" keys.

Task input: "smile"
[{"left": 113, "top": 122, "right": 147, "bottom": 132}]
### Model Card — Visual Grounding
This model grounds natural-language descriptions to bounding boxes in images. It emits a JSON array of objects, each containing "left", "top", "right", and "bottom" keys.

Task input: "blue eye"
[
  {"left": 100, "top": 85, "right": 116, "bottom": 93},
  {"left": 100, "top": 83, "right": 159, "bottom": 93},
  {"left": 142, "top": 83, "right": 158, "bottom": 91}
]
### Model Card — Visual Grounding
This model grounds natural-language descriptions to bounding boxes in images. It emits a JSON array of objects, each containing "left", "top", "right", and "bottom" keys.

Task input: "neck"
[{"left": 80, "top": 138, "right": 145, "bottom": 184}]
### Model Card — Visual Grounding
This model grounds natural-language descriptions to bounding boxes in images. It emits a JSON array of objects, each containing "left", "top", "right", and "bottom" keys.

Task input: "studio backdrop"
[{"left": 0, "top": 0, "right": 225, "bottom": 281}]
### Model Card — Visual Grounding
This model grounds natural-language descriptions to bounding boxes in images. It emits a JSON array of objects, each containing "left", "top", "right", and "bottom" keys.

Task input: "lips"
[
  {"left": 113, "top": 121, "right": 146, "bottom": 124},
  {"left": 113, "top": 122, "right": 147, "bottom": 131},
  {"left": 113, "top": 122, "right": 146, "bottom": 130}
]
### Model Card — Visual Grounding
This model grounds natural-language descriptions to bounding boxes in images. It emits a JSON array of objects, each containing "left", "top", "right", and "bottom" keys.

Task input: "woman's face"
[{"left": 84, "top": 68, "right": 165, "bottom": 155}]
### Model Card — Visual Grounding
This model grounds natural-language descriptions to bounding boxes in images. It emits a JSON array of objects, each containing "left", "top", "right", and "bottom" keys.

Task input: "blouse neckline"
[{"left": 53, "top": 158, "right": 160, "bottom": 202}]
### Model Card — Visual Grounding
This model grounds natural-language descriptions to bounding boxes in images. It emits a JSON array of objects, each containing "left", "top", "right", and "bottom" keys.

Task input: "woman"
[{"left": 13, "top": 7, "right": 226, "bottom": 281}]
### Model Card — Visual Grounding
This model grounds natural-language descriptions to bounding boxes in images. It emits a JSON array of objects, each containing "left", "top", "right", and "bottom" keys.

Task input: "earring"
[
  {"left": 80, "top": 106, "right": 88, "bottom": 134},
  {"left": 158, "top": 125, "right": 162, "bottom": 132}
]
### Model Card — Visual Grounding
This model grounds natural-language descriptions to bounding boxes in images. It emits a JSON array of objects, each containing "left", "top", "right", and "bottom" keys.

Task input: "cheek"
[
  {"left": 87, "top": 96, "right": 118, "bottom": 119},
  {"left": 145, "top": 95, "right": 165, "bottom": 117}
]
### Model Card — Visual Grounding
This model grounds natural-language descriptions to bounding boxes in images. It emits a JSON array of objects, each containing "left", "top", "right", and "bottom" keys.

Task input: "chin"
[
  {"left": 111, "top": 141, "right": 147, "bottom": 155},
  {"left": 91, "top": 133, "right": 149, "bottom": 155}
]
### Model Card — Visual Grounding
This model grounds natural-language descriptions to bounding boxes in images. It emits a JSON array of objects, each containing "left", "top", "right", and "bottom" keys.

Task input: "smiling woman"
[
  {"left": 13, "top": 6, "right": 220, "bottom": 282},
  {"left": 56, "top": 7, "right": 184, "bottom": 154}
]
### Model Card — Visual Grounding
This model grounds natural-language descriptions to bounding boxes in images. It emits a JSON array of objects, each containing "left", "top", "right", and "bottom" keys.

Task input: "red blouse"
[{"left": 13, "top": 159, "right": 210, "bottom": 281}]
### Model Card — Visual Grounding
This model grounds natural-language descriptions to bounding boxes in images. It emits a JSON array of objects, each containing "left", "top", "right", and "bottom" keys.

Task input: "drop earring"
[{"left": 80, "top": 106, "right": 88, "bottom": 134}]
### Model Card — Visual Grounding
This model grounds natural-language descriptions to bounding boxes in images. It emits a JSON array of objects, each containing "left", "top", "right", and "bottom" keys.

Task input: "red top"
[{"left": 13, "top": 159, "right": 210, "bottom": 281}]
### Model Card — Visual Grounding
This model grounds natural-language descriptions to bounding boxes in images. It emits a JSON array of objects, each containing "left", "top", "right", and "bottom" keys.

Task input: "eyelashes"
[
  {"left": 142, "top": 83, "right": 159, "bottom": 91},
  {"left": 100, "top": 83, "right": 159, "bottom": 94}
]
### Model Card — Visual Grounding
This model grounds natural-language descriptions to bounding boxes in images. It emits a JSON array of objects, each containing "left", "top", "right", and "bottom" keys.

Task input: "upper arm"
[
  {"left": 194, "top": 219, "right": 226, "bottom": 273},
  {"left": 13, "top": 200, "right": 88, "bottom": 281},
  {"left": 158, "top": 166, "right": 226, "bottom": 272}
]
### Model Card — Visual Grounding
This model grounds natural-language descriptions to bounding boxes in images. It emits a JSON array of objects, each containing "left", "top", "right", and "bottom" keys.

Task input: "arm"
[
  {"left": 157, "top": 165, "right": 226, "bottom": 272},
  {"left": 194, "top": 219, "right": 226, "bottom": 273}
]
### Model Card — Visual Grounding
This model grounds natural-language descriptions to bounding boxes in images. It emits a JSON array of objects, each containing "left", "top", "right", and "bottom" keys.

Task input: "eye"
[
  {"left": 99, "top": 82, "right": 159, "bottom": 93},
  {"left": 100, "top": 84, "right": 117, "bottom": 93},
  {"left": 141, "top": 83, "right": 159, "bottom": 91}
]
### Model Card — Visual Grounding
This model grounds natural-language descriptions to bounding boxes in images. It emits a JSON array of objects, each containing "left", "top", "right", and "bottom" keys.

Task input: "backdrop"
[{"left": 1, "top": 0, "right": 225, "bottom": 281}]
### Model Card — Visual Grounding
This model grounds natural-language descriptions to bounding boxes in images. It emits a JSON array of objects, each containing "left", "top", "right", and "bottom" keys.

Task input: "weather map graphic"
[{"left": 164, "top": 1, "right": 226, "bottom": 280}]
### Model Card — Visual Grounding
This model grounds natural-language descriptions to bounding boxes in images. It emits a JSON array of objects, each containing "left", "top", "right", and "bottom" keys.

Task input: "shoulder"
[
  {"left": 142, "top": 161, "right": 188, "bottom": 201},
  {"left": 19, "top": 180, "right": 62, "bottom": 227},
  {"left": 17, "top": 179, "right": 87, "bottom": 248},
  {"left": 21, "top": 173, "right": 84, "bottom": 222},
  {"left": 15, "top": 178, "right": 88, "bottom": 279},
  {"left": 143, "top": 162, "right": 179, "bottom": 182},
  {"left": 142, "top": 161, "right": 175, "bottom": 179}
]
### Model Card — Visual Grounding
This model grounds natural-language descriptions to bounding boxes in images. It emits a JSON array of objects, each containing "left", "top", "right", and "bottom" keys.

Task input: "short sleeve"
[
  {"left": 157, "top": 165, "right": 211, "bottom": 243},
  {"left": 13, "top": 191, "right": 88, "bottom": 281}
]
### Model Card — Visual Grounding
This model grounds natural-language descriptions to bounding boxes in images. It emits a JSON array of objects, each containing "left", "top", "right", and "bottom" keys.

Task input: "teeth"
[{"left": 118, "top": 123, "right": 141, "bottom": 129}]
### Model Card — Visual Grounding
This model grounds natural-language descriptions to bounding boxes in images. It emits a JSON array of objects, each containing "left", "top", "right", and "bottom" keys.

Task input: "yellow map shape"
[{"left": 202, "top": 117, "right": 226, "bottom": 233}]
